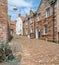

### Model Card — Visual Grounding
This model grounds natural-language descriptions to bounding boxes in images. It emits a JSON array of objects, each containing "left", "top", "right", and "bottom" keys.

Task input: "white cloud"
[
  {"left": 8, "top": 0, "right": 39, "bottom": 21},
  {"left": 8, "top": 0, "right": 32, "bottom": 7}
]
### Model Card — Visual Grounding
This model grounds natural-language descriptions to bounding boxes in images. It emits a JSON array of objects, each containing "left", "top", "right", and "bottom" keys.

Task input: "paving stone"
[{"left": 1, "top": 36, "right": 59, "bottom": 65}]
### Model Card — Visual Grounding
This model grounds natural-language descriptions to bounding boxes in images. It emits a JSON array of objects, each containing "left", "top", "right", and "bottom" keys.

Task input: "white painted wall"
[{"left": 16, "top": 17, "right": 23, "bottom": 35}]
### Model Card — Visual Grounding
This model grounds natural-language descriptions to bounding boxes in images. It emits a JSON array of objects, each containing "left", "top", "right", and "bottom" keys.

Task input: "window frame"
[
  {"left": 37, "top": 13, "right": 41, "bottom": 21},
  {"left": 46, "top": 7, "right": 50, "bottom": 18},
  {"left": 44, "top": 24, "right": 48, "bottom": 35}
]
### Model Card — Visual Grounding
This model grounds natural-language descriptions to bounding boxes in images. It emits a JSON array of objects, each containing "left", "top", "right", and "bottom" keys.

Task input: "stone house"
[
  {"left": 23, "top": 10, "right": 35, "bottom": 37},
  {"left": 23, "top": 0, "right": 59, "bottom": 42}
]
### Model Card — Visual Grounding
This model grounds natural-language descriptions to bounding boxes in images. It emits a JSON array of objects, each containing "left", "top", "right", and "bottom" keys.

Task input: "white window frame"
[
  {"left": 46, "top": 8, "right": 50, "bottom": 18},
  {"left": 26, "top": 20, "right": 28, "bottom": 25},
  {"left": 44, "top": 25, "right": 48, "bottom": 35},
  {"left": 37, "top": 13, "right": 41, "bottom": 21},
  {"left": 0, "top": 24, "right": 2, "bottom": 31}
]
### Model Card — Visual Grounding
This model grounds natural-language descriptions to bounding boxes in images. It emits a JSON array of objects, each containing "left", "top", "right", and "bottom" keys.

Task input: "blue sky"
[{"left": 8, "top": 0, "right": 41, "bottom": 21}]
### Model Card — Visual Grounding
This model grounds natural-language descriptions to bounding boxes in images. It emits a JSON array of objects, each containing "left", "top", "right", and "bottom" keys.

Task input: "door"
[{"left": 36, "top": 28, "right": 40, "bottom": 39}]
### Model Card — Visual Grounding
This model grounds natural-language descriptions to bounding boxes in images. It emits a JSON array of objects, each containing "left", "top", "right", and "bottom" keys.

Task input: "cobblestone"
[
  {"left": 0, "top": 36, "right": 59, "bottom": 65},
  {"left": 19, "top": 36, "right": 59, "bottom": 65}
]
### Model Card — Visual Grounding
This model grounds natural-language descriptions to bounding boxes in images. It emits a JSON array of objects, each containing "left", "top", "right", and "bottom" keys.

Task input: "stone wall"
[
  {"left": 33, "top": 14, "right": 54, "bottom": 41},
  {"left": 0, "top": 0, "right": 8, "bottom": 41},
  {"left": 23, "top": 0, "right": 58, "bottom": 41}
]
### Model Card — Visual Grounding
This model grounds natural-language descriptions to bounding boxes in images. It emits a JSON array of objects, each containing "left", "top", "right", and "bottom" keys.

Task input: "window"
[
  {"left": 46, "top": 8, "right": 50, "bottom": 17},
  {"left": 37, "top": 13, "right": 41, "bottom": 21},
  {"left": 26, "top": 28, "right": 28, "bottom": 35},
  {"left": 30, "top": 18, "right": 32, "bottom": 23},
  {"left": 32, "top": 18, "right": 34, "bottom": 23},
  {"left": 26, "top": 20, "right": 28, "bottom": 25},
  {"left": 30, "top": 18, "right": 34, "bottom": 23},
  {"left": 44, "top": 25, "right": 48, "bottom": 35},
  {"left": 30, "top": 25, "right": 33, "bottom": 33},
  {"left": 0, "top": 24, "right": 2, "bottom": 31}
]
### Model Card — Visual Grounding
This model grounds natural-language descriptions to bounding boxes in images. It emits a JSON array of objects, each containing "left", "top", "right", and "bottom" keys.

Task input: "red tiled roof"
[
  {"left": 10, "top": 21, "right": 16, "bottom": 29},
  {"left": 10, "top": 21, "right": 16, "bottom": 25}
]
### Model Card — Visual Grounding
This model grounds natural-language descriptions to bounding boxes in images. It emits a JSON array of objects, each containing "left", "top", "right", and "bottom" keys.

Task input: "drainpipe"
[
  {"left": 50, "top": 0, "right": 57, "bottom": 42},
  {"left": 33, "top": 15, "right": 35, "bottom": 38},
  {"left": 52, "top": 2, "right": 57, "bottom": 42},
  {"left": 52, "top": 4, "right": 55, "bottom": 42},
  {"left": 33, "top": 14, "right": 36, "bottom": 38}
]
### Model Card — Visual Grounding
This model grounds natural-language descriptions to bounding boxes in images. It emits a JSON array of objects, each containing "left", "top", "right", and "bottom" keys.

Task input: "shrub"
[{"left": 0, "top": 41, "right": 14, "bottom": 62}]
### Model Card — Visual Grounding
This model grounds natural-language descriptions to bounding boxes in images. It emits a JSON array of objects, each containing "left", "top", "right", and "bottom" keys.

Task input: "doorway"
[{"left": 36, "top": 28, "right": 40, "bottom": 39}]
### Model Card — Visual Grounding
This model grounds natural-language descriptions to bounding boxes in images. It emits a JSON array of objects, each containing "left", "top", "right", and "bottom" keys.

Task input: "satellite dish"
[{"left": 49, "top": 0, "right": 57, "bottom": 5}]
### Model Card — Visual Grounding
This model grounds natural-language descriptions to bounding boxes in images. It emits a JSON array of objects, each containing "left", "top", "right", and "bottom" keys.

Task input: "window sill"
[{"left": 42, "top": 33, "right": 48, "bottom": 36}]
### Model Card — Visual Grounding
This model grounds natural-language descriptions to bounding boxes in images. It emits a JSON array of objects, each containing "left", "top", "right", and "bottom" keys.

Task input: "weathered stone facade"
[
  {"left": 23, "top": 10, "right": 35, "bottom": 37},
  {"left": 0, "top": 0, "right": 8, "bottom": 41},
  {"left": 23, "top": 0, "right": 59, "bottom": 42}
]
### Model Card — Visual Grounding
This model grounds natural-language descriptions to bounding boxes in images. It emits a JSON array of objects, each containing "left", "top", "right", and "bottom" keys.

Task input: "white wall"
[{"left": 16, "top": 17, "right": 23, "bottom": 35}]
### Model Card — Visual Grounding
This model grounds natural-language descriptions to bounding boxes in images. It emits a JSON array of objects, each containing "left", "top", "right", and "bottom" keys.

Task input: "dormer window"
[
  {"left": 37, "top": 13, "right": 41, "bottom": 21},
  {"left": 46, "top": 8, "right": 50, "bottom": 17},
  {"left": 30, "top": 18, "right": 34, "bottom": 24}
]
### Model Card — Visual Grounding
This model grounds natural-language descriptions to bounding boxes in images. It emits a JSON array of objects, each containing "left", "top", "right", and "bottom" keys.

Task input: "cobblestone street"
[
  {"left": 10, "top": 36, "right": 59, "bottom": 65},
  {"left": 0, "top": 36, "right": 59, "bottom": 65},
  {"left": 19, "top": 36, "right": 59, "bottom": 65}
]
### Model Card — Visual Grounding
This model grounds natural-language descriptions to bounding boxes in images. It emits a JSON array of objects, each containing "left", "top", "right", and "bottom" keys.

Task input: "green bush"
[{"left": 0, "top": 41, "right": 14, "bottom": 62}]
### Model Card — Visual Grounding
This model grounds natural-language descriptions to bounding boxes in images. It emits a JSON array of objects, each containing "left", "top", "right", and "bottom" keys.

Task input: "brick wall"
[
  {"left": 23, "top": 21, "right": 27, "bottom": 36},
  {"left": 10, "top": 22, "right": 16, "bottom": 35},
  {"left": 23, "top": 0, "right": 58, "bottom": 41},
  {"left": 23, "top": 19, "right": 29, "bottom": 36},
  {"left": 0, "top": 0, "right": 8, "bottom": 41}
]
